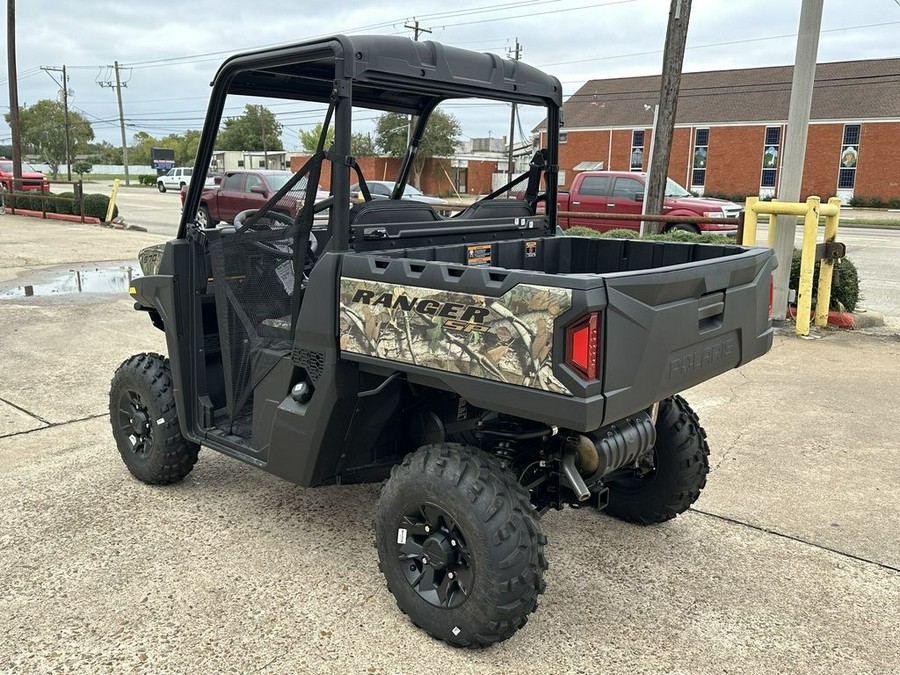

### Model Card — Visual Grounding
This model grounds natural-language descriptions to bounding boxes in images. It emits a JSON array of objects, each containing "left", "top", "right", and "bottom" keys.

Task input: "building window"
[
  {"left": 760, "top": 126, "right": 780, "bottom": 189},
  {"left": 691, "top": 128, "right": 708, "bottom": 187},
  {"left": 559, "top": 132, "right": 568, "bottom": 144},
  {"left": 237, "top": 160, "right": 245, "bottom": 167},
  {"left": 837, "top": 124, "right": 860, "bottom": 190},
  {"left": 630, "top": 130, "right": 644, "bottom": 171}
]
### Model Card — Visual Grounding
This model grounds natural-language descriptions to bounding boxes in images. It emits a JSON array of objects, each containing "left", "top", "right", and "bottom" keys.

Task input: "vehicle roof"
[{"left": 215, "top": 34, "right": 562, "bottom": 114}]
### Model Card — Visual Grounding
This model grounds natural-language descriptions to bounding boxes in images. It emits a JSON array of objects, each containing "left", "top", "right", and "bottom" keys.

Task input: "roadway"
[{"left": 97, "top": 185, "right": 900, "bottom": 318}]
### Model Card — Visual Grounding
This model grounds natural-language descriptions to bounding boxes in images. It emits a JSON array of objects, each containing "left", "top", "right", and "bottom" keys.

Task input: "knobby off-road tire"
[
  {"left": 375, "top": 443, "right": 547, "bottom": 648},
  {"left": 604, "top": 395, "right": 709, "bottom": 525},
  {"left": 109, "top": 353, "right": 199, "bottom": 485}
]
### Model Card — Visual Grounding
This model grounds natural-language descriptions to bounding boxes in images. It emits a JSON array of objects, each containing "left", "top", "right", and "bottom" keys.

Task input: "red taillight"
[
  {"left": 768, "top": 277, "right": 774, "bottom": 319},
  {"left": 566, "top": 312, "right": 600, "bottom": 380}
]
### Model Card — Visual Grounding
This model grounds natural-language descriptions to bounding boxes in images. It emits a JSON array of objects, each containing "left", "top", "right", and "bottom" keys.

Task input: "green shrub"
[
  {"left": 848, "top": 196, "right": 865, "bottom": 208},
  {"left": 11, "top": 191, "right": 42, "bottom": 211},
  {"left": 82, "top": 193, "right": 119, "bottom": 221},
  {"left": 889, "top": 198, "right": 900, "bottom": 210},
  {"left": 789, "top": 249, "right": 860, "bottom": 313},
  {"left": 564, "top": 227, "right": 733, "bottom": 245},
  {"left": 52, "top": 191, "right": 77, "bottom": 215},
  {"left": 564, "top": 226, "right": 604, "bottom": 238},
  {"left": 139, "top": 174, "right": 158, "bottom": 186},
  {"left": 867, "top": 196, "right": 886, "bottom": 209}
]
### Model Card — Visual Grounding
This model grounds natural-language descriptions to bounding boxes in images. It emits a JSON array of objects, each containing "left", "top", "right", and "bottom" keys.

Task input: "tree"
[
  {"left": 351, "top": 132, "right": 377, "bottom": 157},
  {"left": 216, "top": 104, "right": 283, "bottom": 152},
  {"left": 298, "top": 122, "right": 334, "bottom": 153},
  {"left": 374, "top": 110, "right": 460, "bottom": 188},
  {"left": 5, "top": 100, "right": 94, "bottom": 178},
  {"left": 129, "top": 130, "right": 201, "bottom": 167},
  {"left": 72, "top": 160, "right": 93, "bottom": 178},
  {"left": 87, "top": 141, "right": 123, "bottom": 165}
]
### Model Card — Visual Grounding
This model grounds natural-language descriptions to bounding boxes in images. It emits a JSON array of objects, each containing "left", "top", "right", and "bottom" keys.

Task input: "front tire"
[
  {"left": 109, "top": 353, "right": 199, "bottom": 485},
  {"left": 604, "top": 395, "right": 709, "bottom": 524},
  {"left": 157, "top": 182, "right": 166, "bottom": 193},
  {"left": 375, "top": 443, "right": 547, "bottom": 648}
]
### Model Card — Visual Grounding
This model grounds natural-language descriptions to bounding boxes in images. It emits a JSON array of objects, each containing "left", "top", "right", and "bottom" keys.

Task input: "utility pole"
[
  {"left": 506, "top": 38, "right": 522, "bottom": 190},
  {"left": 404, "top": 18, "right": 431, "bottom": 185},
  {"left": 258, "top": 105, "right": 268, "bottom": 168},
  {"left": 41, "top": 65, "right": 72, "bottom": 180},
  {"left": 99, "top": 62, "right": 131, "bottom": 186},
  {"left": 404, "top": 18, "right": 431, "bottom": 41},
  {"left": 770, "top": 0, "right": 824, "bottom": 321},
  {"left": 640, "top": 103, "right": 659, "bottom": 236},
  {"left": 6, "top": 0, "right": 23, "bottom": 184},
  {"left": 644, "top": 0, "right": 692, "bottom": 234}
]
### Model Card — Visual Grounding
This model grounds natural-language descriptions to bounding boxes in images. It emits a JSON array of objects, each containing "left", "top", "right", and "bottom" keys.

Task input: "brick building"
[
  {"left": 289, "top": 154, "right": 498, "bottom": 196},
  {"left": 539, "top": 58, "right": 900, "bottom": 204}
]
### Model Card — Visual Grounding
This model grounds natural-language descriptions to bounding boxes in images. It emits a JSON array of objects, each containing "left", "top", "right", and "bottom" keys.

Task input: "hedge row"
[
  {"left": 564, "top": 226, "right": 860, "bottom": 312},
  {"left": 8, "top": 190, "right": 119, "bottom": 221},
  {"left": 848, "top": 195, "right": 900, "bottom": 209}
]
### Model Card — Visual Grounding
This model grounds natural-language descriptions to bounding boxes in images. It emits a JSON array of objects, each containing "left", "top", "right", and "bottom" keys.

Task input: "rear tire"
[
  {"left": 603, "top": 395, "right": 709, "bottom": 524},
  {"left": 109, "top": 353, "right": 199, "bottom": 485},
  {"left": 375, "top": 443, "right": 547, "bottom": 648}
]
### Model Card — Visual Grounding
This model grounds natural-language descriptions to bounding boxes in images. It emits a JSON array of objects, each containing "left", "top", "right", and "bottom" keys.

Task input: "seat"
[
  {"left": 453, "top": 199, "right": 534, "bottom": 220},
  {"left": 349, "top": 198, "right": 443, "bottom": 226}
]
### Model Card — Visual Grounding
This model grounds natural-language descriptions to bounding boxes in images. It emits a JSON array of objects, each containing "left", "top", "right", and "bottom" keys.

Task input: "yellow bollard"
[
  {"left": 814, "top": 196, "right": 843, "bottom": 327},
  {"left": 795, "top": 196, "right": 821, "bottom": 336},
  {"left": 742, "top": 196, "right": 759, "bottom": 246},
  {"left": 105, "top": 179, "right": 121, "bottom": 223}
]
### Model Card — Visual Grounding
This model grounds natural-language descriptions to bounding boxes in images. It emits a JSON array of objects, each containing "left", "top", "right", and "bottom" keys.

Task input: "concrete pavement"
[{"left": 0, "top": 214, "right": 898, "bottom": 674}]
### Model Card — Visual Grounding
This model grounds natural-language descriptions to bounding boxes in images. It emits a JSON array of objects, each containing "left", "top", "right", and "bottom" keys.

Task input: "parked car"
[
  {"left": 350, "top": 180, "right": 448, "bottom": 206},
  {"left": 0, "top": 158, "right": 49, "bottom": 192},
  {"left": 181, "top": 169, "right": 328, "bottom": 227},
  {"left": 556, "top": 171, "right": 741, "bottom": 234},
  {"left": 157, "top": 167, "right": 194, "bottom": 193}
]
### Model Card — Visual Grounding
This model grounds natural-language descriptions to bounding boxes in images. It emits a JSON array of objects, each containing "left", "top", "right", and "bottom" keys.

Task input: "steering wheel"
[{"left": 233, "top": 209, "right": 318, "bottom": 261}]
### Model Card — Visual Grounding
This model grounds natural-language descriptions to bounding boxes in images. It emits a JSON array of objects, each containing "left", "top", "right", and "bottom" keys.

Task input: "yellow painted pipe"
[
  {"left": 795, "top": 196, "right": 821, "bottom": 336},
  {"left": 815, "top": 196, "right": 843, "bottom": 327},
  {"left": 742, "top": 196, "right": 759, "bottom": 246},
  {"left": 767, "top": 198, "right": 778, "bottom": 249},
  {"left": 105, "top": 179, "right": 121, "bottom": 223}
]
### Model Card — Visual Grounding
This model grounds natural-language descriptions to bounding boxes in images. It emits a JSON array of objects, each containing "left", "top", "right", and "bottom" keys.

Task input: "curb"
[
  {"left": 4, "top": 208, "right": 102, "bottom": 225},
  {"left": 787, "top": 306, "right": 884, "bottom": 330}
]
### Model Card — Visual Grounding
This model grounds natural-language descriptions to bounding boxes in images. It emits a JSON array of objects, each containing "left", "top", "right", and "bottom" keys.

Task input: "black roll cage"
[{"left": 179, "top": 34, "right": 563, "bottom": 248}]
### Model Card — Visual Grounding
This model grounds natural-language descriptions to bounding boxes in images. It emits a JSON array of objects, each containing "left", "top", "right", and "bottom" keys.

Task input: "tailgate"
[{"left": 600, "top": 247, "right": 775, "bottom": 423}]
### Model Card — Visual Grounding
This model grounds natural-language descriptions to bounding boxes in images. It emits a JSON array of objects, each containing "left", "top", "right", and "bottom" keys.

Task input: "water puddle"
[{"left": 0, "top": 262, "right": 145, "bottom": 299}]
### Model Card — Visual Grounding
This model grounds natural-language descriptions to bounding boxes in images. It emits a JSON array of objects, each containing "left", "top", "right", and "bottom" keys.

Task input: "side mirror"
[
  {"left": 214, "top": 175, "right": 222, "bottom": 185},
  {"left": 634, "top": 192, "right": 644, "bottom": 202},
  {"left": 250, "top": 185, "right": 267, "bottom": 196}
]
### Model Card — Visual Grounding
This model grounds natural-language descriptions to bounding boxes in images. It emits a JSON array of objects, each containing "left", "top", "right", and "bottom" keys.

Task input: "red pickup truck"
[
  {"left": 557, "top": 171, "right": 740, "bottom": 234},
  {"left": 181, "top": 170, "right": 326, "bottom": 228},
  {"left": 0, "top": 158, "right": 49, "bottom": 192}
]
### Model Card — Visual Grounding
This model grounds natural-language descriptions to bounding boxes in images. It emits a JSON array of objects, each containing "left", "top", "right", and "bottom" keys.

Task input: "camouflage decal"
[{"left": 339, "top": 278, "right": 573, "bottom": 395}]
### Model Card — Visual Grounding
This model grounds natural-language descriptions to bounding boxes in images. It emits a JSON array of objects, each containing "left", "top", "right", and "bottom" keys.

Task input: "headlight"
[{"left": 703, "top": 211, "right": 725, "bottom": 218}]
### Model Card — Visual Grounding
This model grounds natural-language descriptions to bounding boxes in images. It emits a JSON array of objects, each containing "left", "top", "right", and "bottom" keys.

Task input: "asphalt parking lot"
[{"left": 1, "top": 215, "right": 899, "bottom": 674}]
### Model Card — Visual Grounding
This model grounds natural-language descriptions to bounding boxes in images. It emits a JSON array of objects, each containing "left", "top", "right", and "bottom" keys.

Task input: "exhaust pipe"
[{"left": 564, "top": 413, "right": 657, "bottom": 483}]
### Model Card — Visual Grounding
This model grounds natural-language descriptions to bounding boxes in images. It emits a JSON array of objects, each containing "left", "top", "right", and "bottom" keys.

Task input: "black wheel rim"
[
  {"left": 116, "top": 389, "right": 154, "bottom": 457},
  {"left": 395, "top": 503, "right": 473, "bottom": 609}
]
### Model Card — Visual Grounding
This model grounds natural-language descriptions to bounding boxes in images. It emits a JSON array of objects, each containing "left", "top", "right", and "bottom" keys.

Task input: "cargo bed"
[{"left": 332, "top": 235, "right": 776, "bottom": 432}]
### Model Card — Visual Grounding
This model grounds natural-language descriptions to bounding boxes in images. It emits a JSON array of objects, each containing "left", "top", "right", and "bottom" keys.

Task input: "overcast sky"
[{"left": 2, "top": 0, "right": 899, "bottom": 151}]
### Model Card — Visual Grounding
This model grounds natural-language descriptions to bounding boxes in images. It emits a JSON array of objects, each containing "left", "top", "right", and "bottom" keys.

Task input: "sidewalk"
[{"left": 0, "top": 214, "right": 898, "bottom": 673}]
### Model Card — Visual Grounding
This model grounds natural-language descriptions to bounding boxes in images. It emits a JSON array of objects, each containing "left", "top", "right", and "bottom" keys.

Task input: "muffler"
[{"left": 563, "top": 413, "right": 656, "bottom": 486}]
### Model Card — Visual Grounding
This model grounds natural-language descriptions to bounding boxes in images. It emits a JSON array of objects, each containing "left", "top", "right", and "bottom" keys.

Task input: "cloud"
[{"left": 2, "top": 0, "right": 897, "bottom": 147}]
